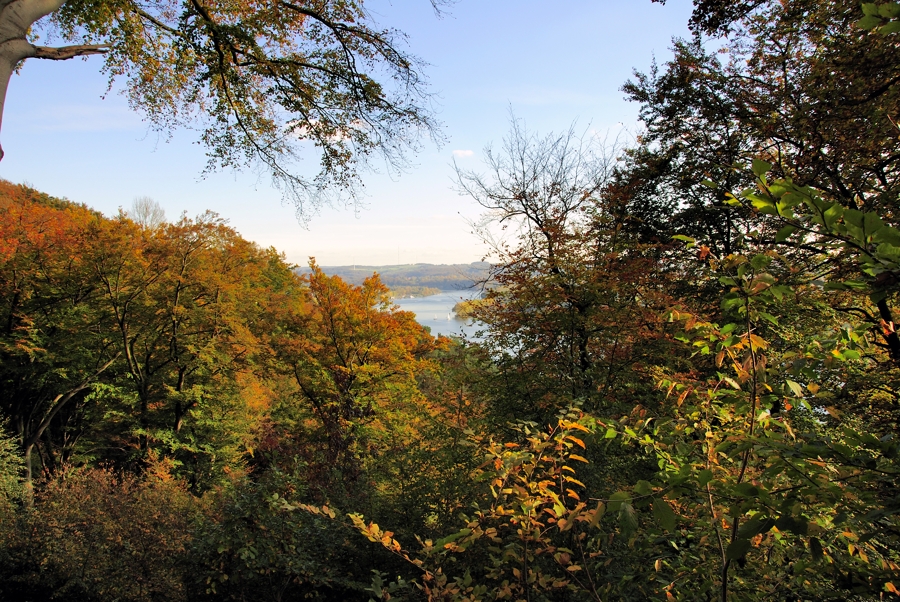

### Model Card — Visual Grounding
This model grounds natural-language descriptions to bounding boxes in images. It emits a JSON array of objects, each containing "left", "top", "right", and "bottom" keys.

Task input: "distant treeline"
[
  {"left": 299, "top": 262, "right": 489, "bottom": 291},
  {"left": 388, "top": 285, "right": 441, "bottom": 298}
]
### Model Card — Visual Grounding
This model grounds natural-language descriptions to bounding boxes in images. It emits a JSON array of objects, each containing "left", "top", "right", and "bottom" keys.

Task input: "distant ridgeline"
[{"left": 296, "top": 263, "right": 489, "bottom": 296}]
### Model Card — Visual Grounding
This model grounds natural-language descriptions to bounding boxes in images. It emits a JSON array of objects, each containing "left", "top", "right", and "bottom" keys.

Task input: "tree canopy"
[{"left": 0, "top": 0, "right": 446, "bottom": 213}]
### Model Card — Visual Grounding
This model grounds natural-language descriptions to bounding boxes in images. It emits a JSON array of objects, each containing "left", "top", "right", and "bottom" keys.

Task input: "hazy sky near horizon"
[{"left": 0, "top": 0, "right": 693, "bottom": 266}]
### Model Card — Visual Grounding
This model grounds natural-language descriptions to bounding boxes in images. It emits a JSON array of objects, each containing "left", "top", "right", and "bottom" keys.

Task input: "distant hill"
[{"left": 299, "top": 263, "right": 490, "bottom": 291}]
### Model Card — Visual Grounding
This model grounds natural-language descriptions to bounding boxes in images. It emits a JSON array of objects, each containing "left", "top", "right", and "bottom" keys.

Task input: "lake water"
[{"left": 394, "top": 289, "right": 483, "bottom": 339}]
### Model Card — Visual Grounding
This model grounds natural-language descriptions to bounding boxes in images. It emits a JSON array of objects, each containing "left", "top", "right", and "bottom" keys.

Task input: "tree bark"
[{"left": 0, "top": 39, "right": 31, "bottom": 161}]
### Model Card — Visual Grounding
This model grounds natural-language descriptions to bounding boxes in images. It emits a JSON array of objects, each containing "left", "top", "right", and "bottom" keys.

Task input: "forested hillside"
[
  {"left": 299, "top": 263, "right": 490, "bottom": 293},
  {"left": 2, "top": 1, "right": 900, "bottom": 601}
]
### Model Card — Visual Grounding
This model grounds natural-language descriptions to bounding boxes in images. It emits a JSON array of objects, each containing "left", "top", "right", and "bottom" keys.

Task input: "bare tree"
[
  {"left": 127, "top": 197, "right": 166, "bottom": 230},
  {"left": 455, "top": 116, "right": 618, "bottom": 266},
  {"left": 454, "top": 117, "right": 639, "bottom": 410}
]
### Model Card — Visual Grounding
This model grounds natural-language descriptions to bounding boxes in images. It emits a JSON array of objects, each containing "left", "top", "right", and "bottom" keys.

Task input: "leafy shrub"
[{"left": 0, "top": 467, "right": 198, "bottom": 602}]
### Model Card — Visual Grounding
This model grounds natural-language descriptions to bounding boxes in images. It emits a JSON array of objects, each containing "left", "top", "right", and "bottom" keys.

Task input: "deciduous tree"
[
  {"left": 457, "top": 119, "right": 678, "bottom": 420},
  {"left": 0, "top": 0, "right": 446, "bottom": 212}
]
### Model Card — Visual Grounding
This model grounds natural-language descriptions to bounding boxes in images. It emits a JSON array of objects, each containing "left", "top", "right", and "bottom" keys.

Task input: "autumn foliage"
[{"left": 3, "top": 2, "right": 900, "bottom": 601}]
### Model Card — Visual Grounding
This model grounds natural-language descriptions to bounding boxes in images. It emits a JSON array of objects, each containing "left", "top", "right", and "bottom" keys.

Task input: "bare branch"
[{"left": 33, "top": 44, "right": 109, "bottom": 60}]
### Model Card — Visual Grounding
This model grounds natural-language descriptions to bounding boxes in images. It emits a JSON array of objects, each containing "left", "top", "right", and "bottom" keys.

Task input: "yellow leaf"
[
  {"left": 589, "top": 502, "right": 605, "bottom": 529},
  {"left": 749, "top": 333, "right": 769, "bottom": 349},
  {"left": 569, "top": 454, "right": 589, "bottom": 463},
  {"left": 567, "top": 436, "right": 586, "bottom": 449}
]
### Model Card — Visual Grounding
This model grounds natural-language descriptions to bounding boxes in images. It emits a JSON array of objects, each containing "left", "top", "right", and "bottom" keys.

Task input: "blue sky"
[{"left": 0, "top": 0, "right": 693, "bottom": 266}]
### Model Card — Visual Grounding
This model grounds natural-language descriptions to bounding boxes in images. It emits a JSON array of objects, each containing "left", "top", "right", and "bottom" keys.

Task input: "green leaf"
[
  {"left": 723, "top": 377, "right": 742, "bottom": 390},
  {"left": 738, "top": 516, "right": 776, "bottom": 539},
  {"left": 775, "top": 225, "right": 797, "bottom": 242},
  {"left": 771, "top": 284, "right": 793, "bottom": 300},
  {"left": 862, "top": 3, "right": 880, "bottom": 15},
  {"left": 434, "top": 528, "right": 472, "bottom": 549},
  {"left": 844, "top": 208, "right": 864, "bottom": 229},
  {"left": 857, "top": 14, "right": 885, "bottom": 28},
  {"left": 786, "top": 380, "right": 803, "bottom": 397},
  {"left": 722, "top": 296, "right": 744, "bottom": 311},
  {"left": 608, "top": 491, "right": 632, "bottom": 512},
  {"left": 750, "top": 254, "right": 772, "bottom": 270},
  {"left": 672, "top": 234, "right": 696, "bottom": 243},
  {"left": 880, "top": 20, "right": 900, "bottom": 32},
  {"left": 652, "top": 498, "right": 677, "bottom": 532},
  {"left": 604, "top": 427, "right": 617, "bottom": 439},
  {"left": 824, "top": 203, "right": 844, "bottom": 229},
  {"left": 876, "top": 243, "right": 900, "bottom": 263},
  {"left": 864, "top": 211, "right": 884, "bottom": 237},
  {"left": 751, "top": 159, "right": 772, "bottom": 177},
  {"left": 698, "top": 469, "right": 713, "bottom": 486},
  {"left": 874, "top": 226, "right": 900, "bottom": 246},
  {"left": 759, "top": 312, "right": 779, "bottom": 326},
  {"left": 750, "top": 197, "right": 778, "bottom": 215},
  {"left": 826, "top": 280, "right": 868, "bottom": 291},
  {"left": 871, "top": 290, "right": 888, "bottom": 304},
  {"left": 715, "top": 441, "right": 734, "bottom": 454},
  {"left": 823, "top": 281, "right": 848, "bottom": 291},
  {"left": 734, "top": 483, "right": 760, "bottom": 497},
  {"left": 879, "top": 2, "right": 900, "bottom": 18},
  {"left": 634, "top": 480, "right": 653, "bottom": 496},
  {"left": 725, "top": 539, "right": 752, "bottom": 560},
  {"left": 701, "top": 179, "right": 718, "bottom": 189},
  {"left": 775, "top": 516, "right": 808, "bottom": 535}
]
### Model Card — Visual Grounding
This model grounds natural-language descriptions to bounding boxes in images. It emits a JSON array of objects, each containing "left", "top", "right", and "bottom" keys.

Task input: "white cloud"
[{"left": 452, "top": 149, "right": 474, "bottom": 158}]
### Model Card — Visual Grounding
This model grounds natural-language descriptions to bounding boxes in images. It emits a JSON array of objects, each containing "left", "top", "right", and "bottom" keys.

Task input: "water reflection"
[{"left": 394, "top": 289, "right": 483, "bottom": 339}]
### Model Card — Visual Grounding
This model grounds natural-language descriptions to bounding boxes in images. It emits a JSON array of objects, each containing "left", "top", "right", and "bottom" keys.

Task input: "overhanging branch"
[{"left": 33, "top": 44, "right": 110, "bottom": 60}]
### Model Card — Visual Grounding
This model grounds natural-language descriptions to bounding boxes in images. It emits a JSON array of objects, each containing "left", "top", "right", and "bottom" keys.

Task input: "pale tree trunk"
[{"left": 0, "top": 0, "right": 108, "bottom": 160}]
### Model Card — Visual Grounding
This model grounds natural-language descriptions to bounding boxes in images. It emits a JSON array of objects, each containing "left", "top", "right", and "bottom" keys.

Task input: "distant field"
[{"left": 299, "top": 263, "right": 490, "bottom": 292}]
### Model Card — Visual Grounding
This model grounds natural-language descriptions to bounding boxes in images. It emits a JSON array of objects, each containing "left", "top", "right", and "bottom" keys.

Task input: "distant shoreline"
[{"left": 296, "top": 262, "right": 490, "bottom": 293}]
